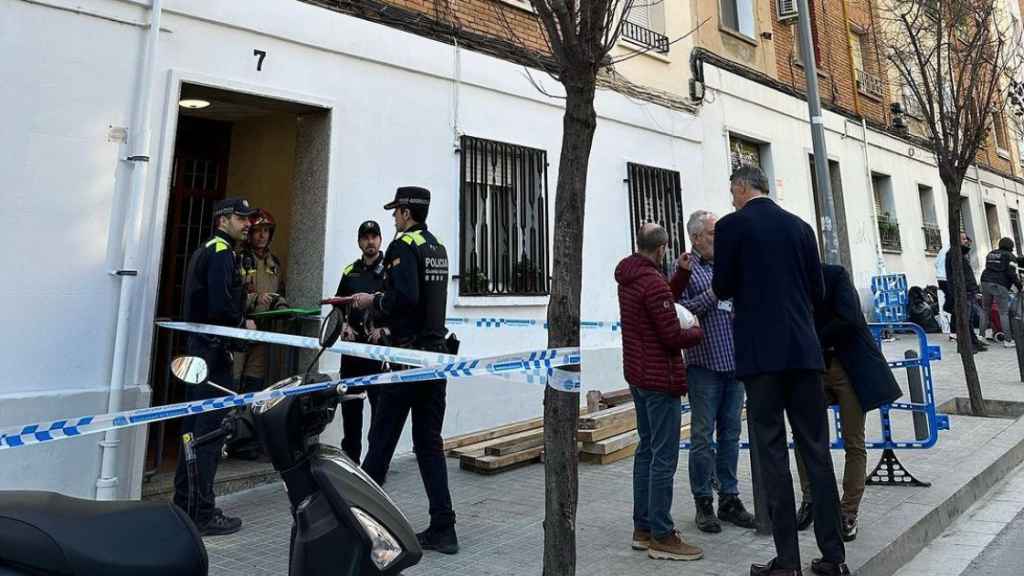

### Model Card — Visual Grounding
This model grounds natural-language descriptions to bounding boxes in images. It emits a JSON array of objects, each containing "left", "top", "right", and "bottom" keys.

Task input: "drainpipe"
[
  {"left": 862, "top": 118, "right": 885, "bottom": 274},
  {"left": 96, "top": 0, "right": 163, "bottom": 501},
  {"left": 840, "top": 0, "right": 861, "bottom": 118}
]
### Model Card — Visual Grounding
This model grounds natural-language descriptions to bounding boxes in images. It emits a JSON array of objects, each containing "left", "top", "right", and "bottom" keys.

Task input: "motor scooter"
[{"left": 0, "top": 306, "right": 422, "bottom": 576}]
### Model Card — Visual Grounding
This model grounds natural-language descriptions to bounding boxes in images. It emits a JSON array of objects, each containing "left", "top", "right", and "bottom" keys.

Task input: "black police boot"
[
  {"left": 796, "top": 501, "right": 814, "bottom": 531},
  {"left": 417, "top": 525, "right": 459, "bottom": 555},
  {"left": 200, "top": 511, "right": 242, "bottom": 537},
  {"left": 694, "top": 497, "right": 721, "bottom": 533}
]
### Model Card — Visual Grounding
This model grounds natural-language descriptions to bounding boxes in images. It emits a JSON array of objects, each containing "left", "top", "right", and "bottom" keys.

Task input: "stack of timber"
[
  {"left": 444, "top": 388, "right": 693, "bottom": 474},
  {"left": 579, "top": 389, "right": 692, "bottom": 465},
  {"left": 445, "top": 417, "right": 546, "bottom": 475}
]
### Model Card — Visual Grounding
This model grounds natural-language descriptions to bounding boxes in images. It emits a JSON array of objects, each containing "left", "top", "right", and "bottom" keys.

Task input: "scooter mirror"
[
  {"left": 320, "top": 307, "right": 343, "bottom": 348},
  {"left": 170, "top": 356, "right": 209, "bottom": 385}
]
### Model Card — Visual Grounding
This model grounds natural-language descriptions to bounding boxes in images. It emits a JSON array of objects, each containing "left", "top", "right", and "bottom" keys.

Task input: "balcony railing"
[
  {"left": 621, "top": 20, "right": 670, "bottom": 54},
  {"left": 878, "top": 215, "right": 902, "bottom": 253},
  {"left": 922, "top": 224, "right": 943, "bottom": 255},
  {"left": 856, "top": 69, "right": 886, "bottom": 99}
]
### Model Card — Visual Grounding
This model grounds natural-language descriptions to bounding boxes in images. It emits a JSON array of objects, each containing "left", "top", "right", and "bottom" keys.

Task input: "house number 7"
[{"left": 254, "top": 50, "right": 267, "bottom": 71}]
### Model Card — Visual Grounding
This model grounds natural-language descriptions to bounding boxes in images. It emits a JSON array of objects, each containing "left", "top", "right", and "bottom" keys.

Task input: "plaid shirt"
[{"left": 679, "top": 253, "right": 735, "bottom": 372}]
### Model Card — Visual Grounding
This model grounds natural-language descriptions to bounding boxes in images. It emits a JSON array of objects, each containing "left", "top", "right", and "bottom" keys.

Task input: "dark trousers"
[
  {"left": 173, "top": 340, "right": 234, "bottom": 526},
  {"left": 362, "top": 378, "right": 455, "bottom": 529},
  {"left": 745, "top": 370, "right": 844, "bottom": 569},
  {"left": 340, "top": 355, "right": 384, "bottom": 462}
]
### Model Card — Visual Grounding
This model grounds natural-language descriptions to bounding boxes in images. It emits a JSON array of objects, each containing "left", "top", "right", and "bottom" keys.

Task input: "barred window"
[
  {"left": 626, "top": 163, "right": 686, "bottom": 276},
  {"left": 459, "top": 135, "right": 550, "bottom": 296}
]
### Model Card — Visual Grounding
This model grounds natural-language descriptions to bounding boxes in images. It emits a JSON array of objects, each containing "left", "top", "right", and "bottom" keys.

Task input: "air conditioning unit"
[{"left": 777, "top": 0, "right": 799, "bottom": 22}]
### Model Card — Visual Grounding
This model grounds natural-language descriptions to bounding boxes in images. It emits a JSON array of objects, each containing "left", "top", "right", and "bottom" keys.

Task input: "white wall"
[
  {"left": 0, "top": 0, "right": 702, "bottom": 496},
  {"left": 698, "top": 62, "right": 1024, "bottom": 307}
]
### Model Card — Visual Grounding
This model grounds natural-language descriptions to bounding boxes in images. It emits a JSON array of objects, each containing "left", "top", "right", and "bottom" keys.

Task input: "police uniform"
[
  {"left": 172, "top": 197, "right": 255, "bottom": 531},
  {"left": 334, "top": 220, "right": 387, "bottom": 462},
  {"left": 361, "top": 187, "right": 457, "bottom": 544}
]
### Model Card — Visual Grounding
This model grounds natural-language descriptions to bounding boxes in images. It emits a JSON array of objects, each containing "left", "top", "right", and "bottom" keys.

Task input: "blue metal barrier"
[{"left": 679, "top": 322, "right": 949, "bottom": 452}]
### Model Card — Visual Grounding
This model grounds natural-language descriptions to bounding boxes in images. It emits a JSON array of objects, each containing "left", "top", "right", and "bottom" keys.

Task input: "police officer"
[
  {"left": 172, "top": 197, "right": 256, "bottom": 536},
  {"left": 351, "top": 186, "right": 458, "bottom": 555},
  {"left": 334, "top": 219, "right": 387, "bottom": 462}
]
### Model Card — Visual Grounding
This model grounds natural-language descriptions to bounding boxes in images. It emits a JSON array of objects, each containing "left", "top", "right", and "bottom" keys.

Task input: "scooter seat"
[{"left": 0, "top": 491, "right": 207, "bottom": 575}]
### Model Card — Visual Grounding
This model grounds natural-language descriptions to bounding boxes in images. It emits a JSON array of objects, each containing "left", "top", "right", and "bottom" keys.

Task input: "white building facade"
[{"left": 2, "top": 0, "right": 1022, "bottom": 501}]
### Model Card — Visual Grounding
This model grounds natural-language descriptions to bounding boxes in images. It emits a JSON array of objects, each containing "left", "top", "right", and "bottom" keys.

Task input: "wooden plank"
[
  {"left": 460, "top": 445, "right": 544, "bottom": 473},
  {"left": 484, "top": 429, "right": 544, "bottom": 456},
  {"left": 449, "top": 427, "right": 545, "bottom": 459},
  {"left": 581, "top": 423, "right": 692, "bottom": 465},
  {"left": 576, "top": 417, "right": 636, "bottom": 443},
  {"left": 577, "top": 404, "right": 636, "bottom": 431},
  {"left": 581, "top": 429, "right": 639, "bottom": 455},
  {"left": 580, "top": 443, "right": 638, "bottom": 465},
  {"left": 586, "top": 390, "right": 603, "bottom": 413},
  {"left": 443, "top": 416, "right": 543, "bottom": 452},
  {"left": 601, "top": 389, "right": 633, "bottom": 407}
]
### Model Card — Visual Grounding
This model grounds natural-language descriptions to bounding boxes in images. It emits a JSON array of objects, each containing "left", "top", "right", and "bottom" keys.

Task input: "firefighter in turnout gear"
[
  {"left": 173, "top": 197, "right": 256, "bottom": 537},
  {"left": 334, "top": 219, "right": 387, "bottom": 462},
  {"left": 226, "top": 208, "right": 287, "bottom": 460},
  {"left": 351, "top": 186, "right": 459, "bottom": 555},
  {"left": 235, "top": 208, "right": 288, "bottom": 391}
]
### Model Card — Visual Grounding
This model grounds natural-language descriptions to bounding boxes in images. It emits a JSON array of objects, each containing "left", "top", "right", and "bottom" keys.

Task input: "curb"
[{"left": 854, "top": 414, "right": 1024, "bottom": 576}]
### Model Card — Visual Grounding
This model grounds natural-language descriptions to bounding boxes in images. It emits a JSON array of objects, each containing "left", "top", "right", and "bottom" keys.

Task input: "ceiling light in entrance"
[{"left": 179, "top": 99, "right": 211, "bottom": 109}]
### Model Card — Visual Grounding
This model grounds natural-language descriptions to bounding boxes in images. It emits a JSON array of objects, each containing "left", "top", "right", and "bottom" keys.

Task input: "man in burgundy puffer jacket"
[{"left": 615, "top": 223, "right": 705, "bottom": 562}]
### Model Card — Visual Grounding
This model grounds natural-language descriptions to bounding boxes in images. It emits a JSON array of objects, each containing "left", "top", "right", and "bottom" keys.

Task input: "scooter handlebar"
[{"left": 191, "top": 418, "right": 236, "bottom": 447}]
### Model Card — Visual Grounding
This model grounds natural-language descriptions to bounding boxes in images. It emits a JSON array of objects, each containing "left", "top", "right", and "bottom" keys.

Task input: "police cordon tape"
[
  {"left": 446, "top": 317, "right": 622, "bottom": 333},
  {"left": 0, "top": 337, "right": 582, "bottom": 450}
]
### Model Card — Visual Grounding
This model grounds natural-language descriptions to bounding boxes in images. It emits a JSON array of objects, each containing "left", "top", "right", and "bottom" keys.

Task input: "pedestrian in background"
[
  {"left": 945, "top": 232, "right": 987, "bottom": 351},
  {"left": 615, "top": 222, "right": 705, "bottom": 562},
  {"left": 979, "top": 237, "right": 1021, "bottom": 347}
]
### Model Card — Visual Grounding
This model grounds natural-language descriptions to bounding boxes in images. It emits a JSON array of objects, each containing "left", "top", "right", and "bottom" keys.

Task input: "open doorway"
[{"left": 144, "top": 83, "right": 330, "bottom": 484}]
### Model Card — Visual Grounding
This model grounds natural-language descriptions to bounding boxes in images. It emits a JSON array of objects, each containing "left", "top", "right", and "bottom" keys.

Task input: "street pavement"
[
  {"left": 202, "top": 335, "right": 1024, "bottom": 576},
  {"left": 894, "top": 460, "right": 1024, "bottom": 576}
]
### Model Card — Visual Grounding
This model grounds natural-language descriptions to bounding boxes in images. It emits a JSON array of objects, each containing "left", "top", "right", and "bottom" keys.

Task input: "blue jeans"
[
  {"left": 631, "top": 386, "right": 682, "bottom": 538},
  {"left": 687, "top": 365, "right": 745, "bottom": 499}
]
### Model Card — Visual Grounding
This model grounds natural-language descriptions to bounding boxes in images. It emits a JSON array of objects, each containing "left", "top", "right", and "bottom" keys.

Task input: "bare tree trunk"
[
  {"left": 543, "top": 77, "right": 597, "bottom": 576},
  {"left": 944, "top": 176, "right": 988, "bottom": 417}
]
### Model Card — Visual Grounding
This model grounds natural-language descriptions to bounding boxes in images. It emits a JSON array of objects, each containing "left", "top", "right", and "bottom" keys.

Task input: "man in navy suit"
[{"left": 712, "top": 166, "right": 847, "bottom": 576}]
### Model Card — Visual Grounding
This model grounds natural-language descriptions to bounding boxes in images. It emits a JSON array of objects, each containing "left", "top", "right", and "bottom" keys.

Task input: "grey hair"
[
  {"left": 637, "top": 223, "right": 669, "bottom": 253},
  {"left": 730, "top": 165, "right": 770, "bottom": 195},
  {"left": 687, "top": 210, "right": 716, "bottom": 238}
]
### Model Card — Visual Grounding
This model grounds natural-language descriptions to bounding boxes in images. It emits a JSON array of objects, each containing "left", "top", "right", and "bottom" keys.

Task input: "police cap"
[
  {"left": 213, "top": 197, "right": 258, "bottom": 218},
  {"left": 383, "top": 186, "right": 431, "bottom": 210},
  {"left": 358, "top": 220, "right": 382, "bottom": 238}
]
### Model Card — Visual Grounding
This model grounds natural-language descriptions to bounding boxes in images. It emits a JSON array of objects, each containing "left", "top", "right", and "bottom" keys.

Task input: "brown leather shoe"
[
  {"left": 750, "top": 558, "right": 803, "bottom": 576},
  {"left": 631, "top": 528, "right": 651, "bottom": 550},
  {"left": 647, "top": 530, "right": 703, "bottom": 561},
  {"left": 811, "top": 558, "right": 850, "bottom": 576}
]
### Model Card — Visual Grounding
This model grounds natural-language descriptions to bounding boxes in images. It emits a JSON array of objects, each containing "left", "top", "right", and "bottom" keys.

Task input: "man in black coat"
[
  {"left": 713, "top": 166, "right": 846, "bottom": 576},
  {"left": 795, "top": 264, "right": 903, "bottom": 542},
  {"left": 945, "top": 232, "right": 987, "bottom": 351}
]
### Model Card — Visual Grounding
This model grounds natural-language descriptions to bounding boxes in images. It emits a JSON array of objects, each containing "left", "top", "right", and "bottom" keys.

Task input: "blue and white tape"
[
  {"left": 159, "top": 322, "right": 467, "bottom": 368},
  {"left": 442, "top": 317, "right": 622, "bottom": 332},
  {"left": 0, "top": 346, "right": 581, "bottom": 451}
]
